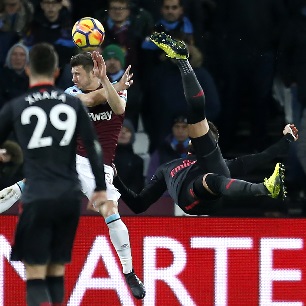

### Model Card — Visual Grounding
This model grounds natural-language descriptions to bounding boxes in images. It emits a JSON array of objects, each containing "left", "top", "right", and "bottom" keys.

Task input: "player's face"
[
  {"left": 71, "top": 65, "right": 95, "bottom": 91},
  {"left": 161, "top": 0, "right": 183, "bottom": 22},
  {"left": 172, "top": 122, "right": 189, "bottom": 142},
  {"left": 10, "top": 46, "right": 27, "bottom": 71}
]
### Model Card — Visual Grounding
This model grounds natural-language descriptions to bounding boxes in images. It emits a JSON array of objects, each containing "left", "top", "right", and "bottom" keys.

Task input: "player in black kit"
[
  {"left": 111, "top": 32, "right": 298, "bottom": 216},
  {"left": 0, "top": 43, "right": 107, "bottom": 306}
]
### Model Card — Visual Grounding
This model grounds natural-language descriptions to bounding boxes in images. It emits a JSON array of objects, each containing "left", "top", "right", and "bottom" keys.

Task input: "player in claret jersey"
[
  {"left": 0, "top": 50, "right": 145, "bottom": 300},
  {"left": 65, "top": 51, "right": 145, "bottom": 299}
]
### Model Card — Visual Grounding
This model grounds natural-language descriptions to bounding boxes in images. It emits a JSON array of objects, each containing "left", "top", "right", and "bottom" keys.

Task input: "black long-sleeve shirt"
[
  {"left": 0, "top": 84, "right": 106, "bottom": 203},
  {"left": 114, "top": 134, "right": 294, "bottom": 214}
]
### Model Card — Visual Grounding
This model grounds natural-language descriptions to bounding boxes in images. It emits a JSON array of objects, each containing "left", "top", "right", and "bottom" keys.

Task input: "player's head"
[
  {"left": 27, "top": 43, "right": 59, "bottom": 79},
  {"left": 70, "top": 52, "right": 98, "bottom": 91}
]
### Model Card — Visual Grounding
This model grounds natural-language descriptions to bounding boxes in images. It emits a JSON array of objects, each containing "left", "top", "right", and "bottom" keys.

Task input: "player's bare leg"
[{"left": 98, "top": 200, "right": 145, "bottom": 300}]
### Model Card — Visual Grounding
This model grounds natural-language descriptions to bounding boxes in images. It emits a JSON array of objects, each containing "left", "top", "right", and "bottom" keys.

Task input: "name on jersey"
[
  {"left": 25, "top": 90, "right": 66, "bottom": 104},
  {"left": 89, "top": 111, "right": 112, "bottom": 121}
]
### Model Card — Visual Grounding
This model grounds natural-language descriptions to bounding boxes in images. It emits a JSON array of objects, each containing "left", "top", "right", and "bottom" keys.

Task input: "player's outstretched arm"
[
  {"left": 91, "top": 51, "right": 126, "bottom": 114},
  {"left": 112, "top": 163, "right": 167, "bottom": 214},
  {"left": 228, "top": 124, "right": 298, "bottom": 177},
  {"left": 75, "top": 65, "right": 133, "bottom": 108}
]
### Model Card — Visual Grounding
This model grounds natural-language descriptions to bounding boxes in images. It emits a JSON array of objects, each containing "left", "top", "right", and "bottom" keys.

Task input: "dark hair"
[
  {"left": 29, "top": 43, "right": 58, "bottom": 77},
  {"left": 108, "top": 0, "right": 130, "bottom": 7},
  {"left": 162, "top": 0, "right": 182, "bottom": 6},
  {"left": 70, "top": 52, "right": 94, "bottom": 73}
]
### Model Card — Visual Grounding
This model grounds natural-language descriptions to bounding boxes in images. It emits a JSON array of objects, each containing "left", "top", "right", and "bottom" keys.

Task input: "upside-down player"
[{"left": 110, "top": 32, "right": 298, "bottom": 216}]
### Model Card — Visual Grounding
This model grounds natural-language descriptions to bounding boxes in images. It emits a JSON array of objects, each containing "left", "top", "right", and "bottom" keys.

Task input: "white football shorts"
[{"left": 76, "top": 154, "right": 120, "bottom": 201}]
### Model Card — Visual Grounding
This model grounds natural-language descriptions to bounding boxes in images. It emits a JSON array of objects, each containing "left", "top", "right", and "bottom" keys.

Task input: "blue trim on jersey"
[
  {"left": 105, "top": 213, "right": 120, "bottom": 224},
  {"left": 65, "top": 86, "right": 83, "bottom": 96},
  {"left": 17, "top": 180, "right": 25, "bottom": 192}
]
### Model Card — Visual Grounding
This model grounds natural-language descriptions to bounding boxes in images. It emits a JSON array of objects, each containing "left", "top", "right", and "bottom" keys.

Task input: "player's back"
[{"left": 10, "top": 85, "right": 85, "bottom": 202}]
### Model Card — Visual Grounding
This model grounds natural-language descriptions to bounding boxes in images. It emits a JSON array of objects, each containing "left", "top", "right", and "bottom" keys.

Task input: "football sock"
[
  {"left": 105, "top": 214, "right": 133, "bottom": 274},
  {"left": 46, "top": 276, "right": 64, "bottom": 305},
  {"left": 26, "top": 279, "right": 51, "bottom": 306},
  {"left": 205, "top": 174, "right": 267, "bottom": 197},
  {"left": 175, "top": 59, "right": 206, "bottom": 124}
]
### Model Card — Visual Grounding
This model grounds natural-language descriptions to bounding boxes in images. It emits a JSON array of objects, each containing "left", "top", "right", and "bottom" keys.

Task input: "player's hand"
[
  {"left": 91, "top": 50, "right": 107, "bottom": 81},
  {"left": 87, "top": 190, "right": 107, "bottom": 212},
  {"left": 283, "top": 124, "right": 298, "bottom": 141},
  {"left": 117, "top": 65, "right": 133, "bottom": 91}
]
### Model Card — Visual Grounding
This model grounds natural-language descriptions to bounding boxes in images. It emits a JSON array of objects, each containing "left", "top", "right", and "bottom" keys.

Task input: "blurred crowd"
[{"left": 0, "top": 0, "right": 306, "bottom": 215}]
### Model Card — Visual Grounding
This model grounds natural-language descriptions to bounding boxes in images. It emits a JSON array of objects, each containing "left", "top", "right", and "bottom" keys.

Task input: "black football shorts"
[{"left": 11, "top": 196, "right": 82, "bottom": 265}]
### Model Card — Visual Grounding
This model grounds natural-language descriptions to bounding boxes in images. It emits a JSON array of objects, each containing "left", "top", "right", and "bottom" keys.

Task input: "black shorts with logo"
[{"left": 11, "top": 195, "right": 82, "bottom": 264}]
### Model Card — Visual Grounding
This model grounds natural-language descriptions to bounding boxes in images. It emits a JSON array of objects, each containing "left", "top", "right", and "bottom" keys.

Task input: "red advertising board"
[{"left": 0, "top": 216, "right": 305, "bottom": 306}]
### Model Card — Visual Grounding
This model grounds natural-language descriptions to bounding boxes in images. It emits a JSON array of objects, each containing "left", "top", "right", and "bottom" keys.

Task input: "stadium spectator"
[
  {"left": 94, "top": 0, "right": 154, "bottom": 78},
  {"left": 102, "top": 44, "right": 143, "bottom": 130},
  {"left": 0, "top": 43, "right": 29, "bottom": 108},
  {"left": 0, "top": 140, "right": 23, "bottom": 179},
  {"left": 142, "top": 0, "right": 194, "bottom": 47},
  {"left": 0, "top": 0, "right": 33, "bottom": 35},
  {"left": 146, "top": 114, "right": 189, "bottom": 183},
  {"left": 141, "top": 0, "right": 200, "bottom": 71},
  {"left": 0, "top": 0, "right": 33, "bottom": 65},
  {"left": 0, "top": 43, "right": 107, "bottom": 306},
  {"left": 114, "top": 119, "right": 144, "bottom": 193},
  {"left": 23, "top": 0, "right": 76, "bottom": 71},
  {"left": 277, "top": 1, "right": 306, "bottom": 201},
  {"left": 210, "top": 0, "right": 288, "bottom": 153}
]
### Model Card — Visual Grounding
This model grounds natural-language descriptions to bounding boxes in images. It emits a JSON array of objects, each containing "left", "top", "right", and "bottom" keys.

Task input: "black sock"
[
  {"left": 26, "top": 279, "right": 51, "bottom": 306},
  {"left": 46, "top": 276, "right": 64, "bottom": 305},
  {"left": 205, "top": 174, "right": 267, "bottom": 197},
  {"left": 176, "top": 59, "right": 206, "bottom": 124}
]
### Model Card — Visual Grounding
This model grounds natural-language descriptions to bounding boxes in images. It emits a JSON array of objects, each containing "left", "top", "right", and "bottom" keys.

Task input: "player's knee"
[{"left": 99, "top": 200, "right": 118, "bottom": 218}]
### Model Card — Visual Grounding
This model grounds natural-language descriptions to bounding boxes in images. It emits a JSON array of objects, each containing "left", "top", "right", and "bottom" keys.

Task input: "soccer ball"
[{"left": 72, "top": 17, "right": 105, "bottom": 51}]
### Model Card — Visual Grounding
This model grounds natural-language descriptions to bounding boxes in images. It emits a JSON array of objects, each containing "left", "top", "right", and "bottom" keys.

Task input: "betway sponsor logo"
[{"left": 88, "top": 111, "right": 112, "bottom": 121}]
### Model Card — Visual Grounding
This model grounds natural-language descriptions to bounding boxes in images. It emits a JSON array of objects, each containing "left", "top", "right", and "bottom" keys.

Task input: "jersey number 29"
[{"left": 21, "top": 104, "right": 77, "bottom": 149}]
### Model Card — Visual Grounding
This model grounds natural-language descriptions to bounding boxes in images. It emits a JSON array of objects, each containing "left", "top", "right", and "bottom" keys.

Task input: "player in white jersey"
[{"left": 0, "top": 51, "right": 145, "bottom": 300}]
